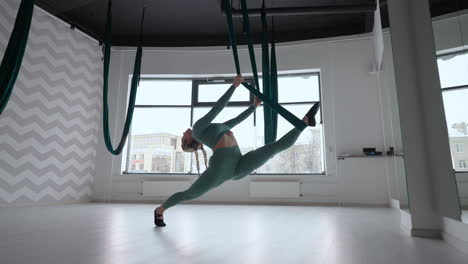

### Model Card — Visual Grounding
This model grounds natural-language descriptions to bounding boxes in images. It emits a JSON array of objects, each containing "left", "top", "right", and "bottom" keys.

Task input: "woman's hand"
[
  {"left": 253, "top": 96, "right": 262, "bottom": 107},
  {"left": 233, "top": 74, "right": 244, "bottom": 88}
]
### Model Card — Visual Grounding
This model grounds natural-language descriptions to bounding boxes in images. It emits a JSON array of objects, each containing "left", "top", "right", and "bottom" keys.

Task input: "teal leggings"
[{"left": 162, "top": 127, "right": 303, "bottom": 209}]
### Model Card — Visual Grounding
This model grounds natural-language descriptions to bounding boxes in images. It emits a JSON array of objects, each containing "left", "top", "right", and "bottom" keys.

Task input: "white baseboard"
[
  {"left": 400, "top": 209, "right": 412, "bottom": 233},
  {"left": 390, "top": 199, "right": 400, "bottom": 209},
  {"left": 100, "top": 199, "right": 340, "bottom": 207},
  {"left": 442, "top": 217, "right": 468, "bottom": 255},
  {"left": 400, "top": 224, "right": 411, "bottom": 236},
  {"left": 411, "top": 229, "right": 442, "bottom": 239},
  {"left": 249, "top": 181, "right": 300, "bottom": 198},
  {"left": 443, "top": 231, "right": 468, "bottom": 255},
  {"left": 398, "top": 209, "right": 441, "bottom": 238},
  {"left": 92, "top": 199, "right": 394, "bottom": 209}
]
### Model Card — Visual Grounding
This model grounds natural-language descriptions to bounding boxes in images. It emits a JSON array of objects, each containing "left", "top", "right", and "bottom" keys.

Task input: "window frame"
[
  {"left": 456, "top": 143, "right": 464, "bottom": 153},
  {"left": 438, "top": 49, "right": 468, "bottom": 172},
  {"left": 193, "top": 78, "right": 255, "bottom": 107},
  {"left": 124, "top": 72, "right": 324, "bottom": 176},
  {"left": 459, "top": 160, "right": 467, "bottom": 169}
]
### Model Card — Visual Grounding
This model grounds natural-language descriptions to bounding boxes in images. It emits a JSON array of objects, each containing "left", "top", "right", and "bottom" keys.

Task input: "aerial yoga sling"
[
  {"left": 0, "top": 0, "right": 34, "bottom": 116},
  {"left": 102, "top": 0, "right": 145, "bottom": 155},
  {"left": 223, "top": 0, "right": 307, "bottom": 142}
]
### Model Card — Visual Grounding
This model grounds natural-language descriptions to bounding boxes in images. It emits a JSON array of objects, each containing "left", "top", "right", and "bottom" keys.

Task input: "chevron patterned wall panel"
[{"left": 0, "top": 0, "right": 103, "bottom": 205}]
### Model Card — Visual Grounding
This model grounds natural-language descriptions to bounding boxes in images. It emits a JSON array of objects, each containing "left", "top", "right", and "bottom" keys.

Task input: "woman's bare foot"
[
  {"left": 154, "top": 206, "right": 166, "bottom": 227},
  {"left": 156, "top": 206, "right": 165, "bottom": 216},
  {"left": 302, "top": 115, "right": 310, "bottom": 126},
  {"left": 304, "top": 102, "right": 320, "bottom": 127}
]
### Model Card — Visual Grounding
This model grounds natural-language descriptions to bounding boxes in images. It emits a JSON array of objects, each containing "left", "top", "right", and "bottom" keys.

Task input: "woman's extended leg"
[
  {"left": 233, "top": 102, "right": 320, "bottom": 180},
  {"left": 161, "top": 168, "right": 224, "bottom": 210},
  {"left": 233, "top": 127, "right": 304, "bottom": 180}
]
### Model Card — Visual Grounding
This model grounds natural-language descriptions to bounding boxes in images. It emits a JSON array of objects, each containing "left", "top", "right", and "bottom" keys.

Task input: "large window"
[
  {"left": 437, "top": 50, "right": 468, "bottom": 172},
  {"left": 125, "top": 74, "right": 324, "bottom": 175}
]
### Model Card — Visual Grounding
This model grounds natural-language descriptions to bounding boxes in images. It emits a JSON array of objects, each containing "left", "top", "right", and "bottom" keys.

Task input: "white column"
[{"left": 387, "top": 0, "right": 461, "bottom": 236}]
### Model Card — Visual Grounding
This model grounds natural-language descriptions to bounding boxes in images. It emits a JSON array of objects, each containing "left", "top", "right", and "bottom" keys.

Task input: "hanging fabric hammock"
[
  {"left": 260, "top": 0, "right": 277, "bottom": 143},
  {"left": 223, "top": 0, "right": 306, "bottom": 143},
  {"left": 0, "top": 0, "right": 35, "bottom": 116},
  {"left": 102, "top": 0, "right": 145, "bottom": 155},
  {"left": 270, "top": 18, "right": 279, "bottom": 140}
]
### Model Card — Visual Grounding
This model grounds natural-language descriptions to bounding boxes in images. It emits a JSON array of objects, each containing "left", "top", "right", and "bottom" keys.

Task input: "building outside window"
[
  {"left": 437, "top": 50, "right": 468, "bottom": 172},
  {"left": 125, "top": 74, "right": 324, "bottom": 175}
]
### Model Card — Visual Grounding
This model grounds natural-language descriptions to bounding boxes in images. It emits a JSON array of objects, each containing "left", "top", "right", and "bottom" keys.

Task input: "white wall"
[
  {"left": 0, "top": 1, "right": 102, "bottom": 205},
  {"left": 93, "top": 33, "right": 390, "bottom": 206}
]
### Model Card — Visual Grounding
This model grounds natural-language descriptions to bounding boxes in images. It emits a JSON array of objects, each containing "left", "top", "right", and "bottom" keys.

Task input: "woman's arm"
[
  {"left": 224, "top": 97, "right": 261, "bottom": 129},
  {"left": 224, "top": 105, "right": 255, "bottom": 129},
  {"left": 193, "top": 75, "right": 244, "bottom": 130}
]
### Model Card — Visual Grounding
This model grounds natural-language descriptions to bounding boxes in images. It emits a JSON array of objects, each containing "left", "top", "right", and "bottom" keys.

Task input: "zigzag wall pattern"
[{"left": 0, "top": 0, "right": 103, "bottom": 205}]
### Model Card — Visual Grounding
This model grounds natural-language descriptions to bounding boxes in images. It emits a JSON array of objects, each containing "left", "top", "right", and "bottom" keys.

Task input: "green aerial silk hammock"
[
  {"left": 260, "top": 0, "right": 277, "bottom": 143},
  {"left": 103, "top": 0, "right": 145, "bottom": 155},
  {"left": 270, "top": 18, "right": 279, "bottom": 140},
  {"left": 0, "top": 0, "right": 34, "bottom": 116},
  {"left": 223, "top": 0, "right": 306, "bottom": 143}
]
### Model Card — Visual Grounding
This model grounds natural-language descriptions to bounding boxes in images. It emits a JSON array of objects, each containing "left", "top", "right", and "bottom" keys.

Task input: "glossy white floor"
[{"left": 1, "top": 203, "right": 468, "bottom": 264}]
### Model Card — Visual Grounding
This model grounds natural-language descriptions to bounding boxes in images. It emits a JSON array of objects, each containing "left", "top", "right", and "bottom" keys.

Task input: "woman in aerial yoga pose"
[{"left": 154, "top": 74, "right": 320, "bottom": 226}]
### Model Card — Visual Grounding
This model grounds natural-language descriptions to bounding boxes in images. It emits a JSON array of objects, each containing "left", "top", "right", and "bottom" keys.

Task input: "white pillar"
[{"left": 387, "top": 0, "right": 461, "bottom": 236}]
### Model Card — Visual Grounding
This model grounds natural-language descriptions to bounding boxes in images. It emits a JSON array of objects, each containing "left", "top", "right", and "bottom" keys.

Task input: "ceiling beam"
[{"left": 226, "top": 4, "right": 377, "bottom": 17}]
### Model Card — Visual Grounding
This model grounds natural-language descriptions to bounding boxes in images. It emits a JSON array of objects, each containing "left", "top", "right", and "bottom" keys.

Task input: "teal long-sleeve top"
[{"left": 193, "top": 85, "right": 256, "bottom": 149}]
